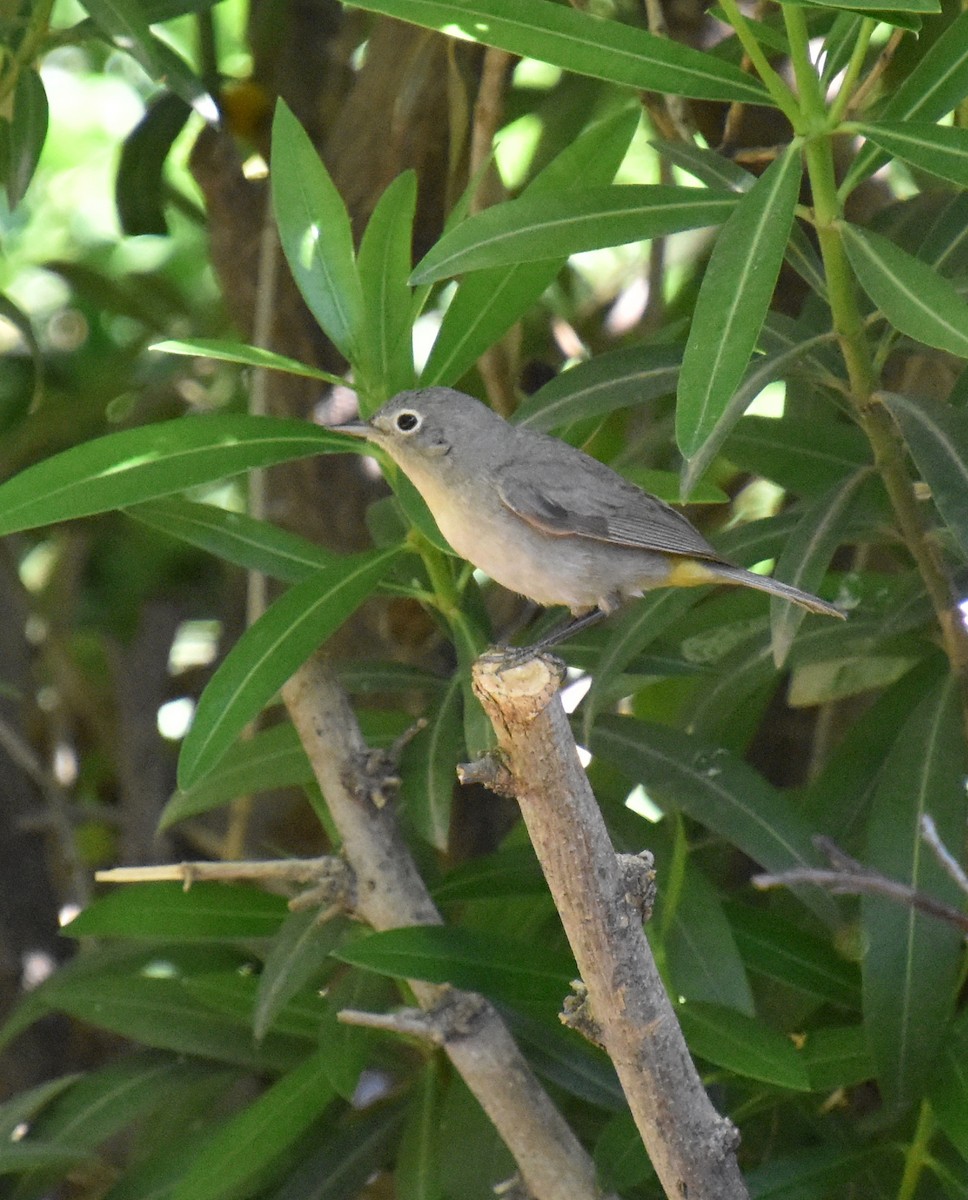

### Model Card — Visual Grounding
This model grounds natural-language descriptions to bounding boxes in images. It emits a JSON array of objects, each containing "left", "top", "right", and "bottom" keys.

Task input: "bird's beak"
[{"left": 331, "top": 420, "right": 373, "bottom": 440}]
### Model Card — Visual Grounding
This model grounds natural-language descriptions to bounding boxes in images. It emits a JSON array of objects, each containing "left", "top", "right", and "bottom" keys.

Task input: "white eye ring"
[{"left": 394, "top": 410, "right": 422, "bottom": 434}]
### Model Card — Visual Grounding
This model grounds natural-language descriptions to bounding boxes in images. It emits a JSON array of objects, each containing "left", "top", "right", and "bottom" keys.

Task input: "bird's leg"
[
  {"left": 524, "top": 607, "right": 607, "bottom": 653},
  {"left": 481, "top": 608, "right": 607, "bottom": 666}
]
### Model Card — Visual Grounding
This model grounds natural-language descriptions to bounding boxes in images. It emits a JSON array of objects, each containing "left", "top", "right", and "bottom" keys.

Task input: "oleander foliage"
[{"left": 2, "top": 0, "right": 968, "bottom": 1195}]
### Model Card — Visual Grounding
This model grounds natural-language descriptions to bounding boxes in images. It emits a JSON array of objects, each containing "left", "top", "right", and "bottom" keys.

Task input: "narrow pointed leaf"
[
  {"left": 253, "top": 911, "right": 343, "bottom": 1041},
  {"left": 930, "top": 1009, "right": 968, "bottom": 1161},
  {"left": 727, "top": 905, "right": 861, "bottom": 1010},
  {"left": 651, "top": 139, "right": 754, "bottom": 192},
  {"left": 347, "top": 0, "right": 768, "bottom": 103},
  {"left": 271, "top": 101, "right": 364, "bottom": 359},
  {"left": 677, "top": 1002, "right": 810, "bottom": 1090},
  {"left": 128, "top": 498, "right": 337, "bottom": 583},
  {"left": 659, "top": 859, "right": 755, "bottom": 1014},
  {"left": 677, "top": 143, "right": 802, "bottom": 459},
  {"left": 170, "top": 1053, "right": 335, "bottom": 1200},
  {"left": 334, "top": 926, "right": 574, "bottom": 1013},
  {"left": 855, "top": 119, "right": 968, "bottom": 188},
  {"left": 421, "top": 108, "right": 639, "bottom": 386},
  {"left": 842, "top": 222, "right": 968, "bottom": 356},
  {"left": 412, "top": 186, "right": 736, "bottom": 283},
  {"left": 401, "top": 674, "right": 463, "bottom": 850},
  {"left": 396, "top": 1062, "right": 444, "bottom": 1200},
  {"left": 153, "top": 338, "right": 344, "bottom": 385},
  {"left": 723, "top": 414, "right": 871, "bottom": 495},
  {"left": 592, "top": 716, "right": 837, "bottom": 923},
  {"left": 160, "top": 724, "right": 314, "bottom": 830},
  {"left": 880, "top": 391, "right": 968, "bottom": 559},
  {"left": 515, "top": 344, "right": 681, "bottom": 431},
  {"left": 680, "top": 331, "right": 839, "bottom": 495},
  {"left": 862, "top": 676, "right": 967, "bottom": 1112},
  {"left": 842, "top": 10, "right": 968, "bottom": 195},
  {"left": 6, "top": 68, "right": 48, "bottom": 209},
  {"left": 770, "top": 470, "right": 868, "bottom": 667},
  {"left": 358, "top": 170, "right": 418, "bottom": 402},
  {"left": 178, "top": 546, "right": 404, "bottom": 788},
  {"left": 0, "top": 416, "right": 344, "bottom": 536},
  {"left": 63, "top": 883, "right": 288, "bottom": 940},
  {"left": 40, "top": 976, "right": 304, "bottom": 1071}
]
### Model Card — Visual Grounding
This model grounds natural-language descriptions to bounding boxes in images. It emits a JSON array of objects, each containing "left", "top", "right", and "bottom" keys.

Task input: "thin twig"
[
  {"left": 920, "top": 814, "right": 968, "bottom": 900},
  {"left": 847, "top": 27, "right": 903, "bottom": 116}
]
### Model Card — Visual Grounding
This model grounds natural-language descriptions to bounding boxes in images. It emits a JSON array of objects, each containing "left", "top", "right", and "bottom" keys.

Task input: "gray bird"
[{"left": 336, "top": 387, "right": 843, "bottom": 649}]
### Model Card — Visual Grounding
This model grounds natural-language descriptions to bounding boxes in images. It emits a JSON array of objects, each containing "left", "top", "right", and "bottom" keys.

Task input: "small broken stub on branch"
[{"left": 457, "top": 750, "right": 515, "bottom": 797}]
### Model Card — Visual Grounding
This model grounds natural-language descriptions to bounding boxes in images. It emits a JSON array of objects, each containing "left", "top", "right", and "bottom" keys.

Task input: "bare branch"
[
  {"left": 754, "top": 833, "right": 968, "bottom": 935},
  {"left": 920, "top": 814, "right": 968, "bottom": 899},
  {"left": 472, "top": 654, "right": 747, "bottom": 1200},
  {"left": 283, "top": 654, "right": 608, "bottom": 1200}
]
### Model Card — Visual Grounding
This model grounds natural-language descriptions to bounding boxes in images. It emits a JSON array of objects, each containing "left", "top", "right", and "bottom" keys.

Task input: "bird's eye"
[{"left": 395, "top": 411, "right": 421, "bottom": 433}]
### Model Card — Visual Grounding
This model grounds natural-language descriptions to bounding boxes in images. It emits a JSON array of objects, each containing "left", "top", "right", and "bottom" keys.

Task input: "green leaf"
[
  {"left": 253, "top": 911, "right": 344, "bottom": 1042},
  {"left": 39, "top": 976, "right": 305, "bottom": 1071},
  {"left": 680, "top": 330, "right": 841, "bottom": 496},
  {"left": 504, "top": 1008, "right": 624, "bottom": 1110},
  {"left": 431, "top": 845, "right": 546, "bottom": 903},
  {"left": 346, "top": 0, "right": 769, "bottom": 103},
  {"left": 0, "top": 415, "right": 345, "bottom": 536},
  {"left": 183, "top": 971, "right": 325, "bottom": 1042},
  {"left": 801, "top": 1026, "right": 873, "bottom": 1091},
  {"left": 854, "top": 119, "right": 968, "bottom": 188},
  {"left": 862, "top": 675, "right": 967, "bottom": 1113},
  {"left": 358, "top": 170, "right": 418, "bottom": 402},
  {"left": 880, "top": 391, "right": 968, "bottom": 560},
  {"left": 160, "top": 723, "right": 315, "bottom": 830},
  {"left": 271, "top": 101, "right": 364, "bottom": 359},
  {"left": 594, "top": 1111, "right": 654, "bottom": 1191},
  {"left": 0, "top": 292, "right": 44, "bottom": 410},
  {"left": 770, "top": 470, "right": 869, "bottom": 667},
  {"left": 128, "top": 498, "right": 337, "bottom": 584},
  {"left": 396, "top": 1062, "right": 444, "bottom": 1200},
  {"left": 677, "top": 142, "right": 802, "bottom": 460},
  {"left": 0, "top": 1143, "right": 93, "bottom": 1175},
  {"left": 930, "top": 1008, "right": 968, "bottom": 1161},
  {"left": 268, "top": 1101, "right": 405, "bottom": 1200},
  {"left": 411, "top": 185, "right": 737, "bottom": 283},
  {"left": 80, "top": 0, "right": 211, "bottom": 112},
  {"left": 152, "top": 338, "right": 344, "bottom": 385},
  {"left": 6, "top": 68, "right": 48, "bottom": 210},
  {"left": 658, "top": 858, "right": 755, "bottom": 1015},
  {"left": 178, "top": 545, "right": 403, "bottom": 788},
  {"left": 420, "top": 107, "right": 640, "bottom": 386},
  {"left": 170, "top": 1054, "right": 336, "bottom": 1200},
  {"left": 591, "top": 716, "right": 837, "bottom": 923},
  {"left": 0, "top": 1076, "right": 81, "bottom": 1143},
  {"left": 841, "top": 222, "right": 968, "bottom": 356},
  {"left": 12, "top": 1056, "right": 204, "bottom": 1199},
  {"left": 334, "top": 926, "right": 574, "bottom": 1014},
  {"left": 677, "top": 1002, "right": 810, "bottom": 1090},
  {"left": 727, "top": 905, "right": 861, "bottom": 1010},
  {"left": 723, "top": 414, "right": 871, "bottom": 495},
  {"left": 401, "top": 673, "right": 462, "bottom": 850},
  {"left": 842, "top": 11, "right": 968, "bottom": 195},
  {"left": 116, "top": 94, "right": 191, "bottom": 236},
  {"left": 651, "top": 138, "right": 753, "bottom": 192},
  {"left": 63, "top": 883, "right": 289, "bottom": 941},
  {"left": 514, "top": 343, "right": 681, "bottom": 431}
]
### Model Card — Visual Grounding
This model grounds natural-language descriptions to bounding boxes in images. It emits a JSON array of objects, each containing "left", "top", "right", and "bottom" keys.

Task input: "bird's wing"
[{"left": 496, "top": 442, "right": 726, "bottom": 562}]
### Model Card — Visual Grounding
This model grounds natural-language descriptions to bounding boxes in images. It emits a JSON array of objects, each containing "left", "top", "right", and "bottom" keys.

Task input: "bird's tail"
[{"left": 711, "top": 563, "right": 845, "bottom": 619}]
